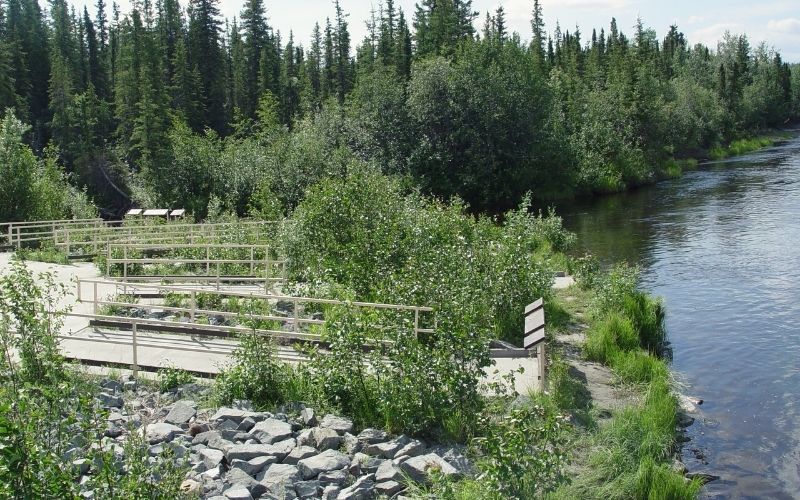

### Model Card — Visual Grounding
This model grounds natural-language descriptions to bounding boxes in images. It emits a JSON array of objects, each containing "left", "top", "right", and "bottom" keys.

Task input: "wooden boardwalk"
[{"left": 0, "top": 252, "right": 543, "bottom": 393}]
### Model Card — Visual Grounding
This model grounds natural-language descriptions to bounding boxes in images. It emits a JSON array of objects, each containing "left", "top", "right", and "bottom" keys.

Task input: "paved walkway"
[{"left": 0, "top": 252, "right": 544, "bottom": 393}]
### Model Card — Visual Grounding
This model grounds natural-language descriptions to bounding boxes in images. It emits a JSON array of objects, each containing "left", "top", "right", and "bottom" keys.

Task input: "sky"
[{"left": 66, "top": 0, "right": 800, "bottom": 62}]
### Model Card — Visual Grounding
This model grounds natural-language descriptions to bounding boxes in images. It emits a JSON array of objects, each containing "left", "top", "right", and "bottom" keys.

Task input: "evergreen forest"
[{"left": 1, "top": 0, "right": 799, "bottom": 219}]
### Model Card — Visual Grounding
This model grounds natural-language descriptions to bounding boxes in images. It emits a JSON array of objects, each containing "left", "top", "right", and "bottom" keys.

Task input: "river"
[{"left": 555, "top": 134, "right": 800, "bottom": 499}]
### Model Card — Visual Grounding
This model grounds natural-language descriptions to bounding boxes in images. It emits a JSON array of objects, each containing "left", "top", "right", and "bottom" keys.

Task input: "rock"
[
  {"left": 123, "top": 380, "right": 137, "bottom": 392},
  {"left": 395, "top": 439, "right": 425, "bottom": 458},
  {"left": 223, "top": 486, "right": 253, "bottom": 500},
  {"left": 311, "top": 427, "right": 343, "bottom": 451},
  {"left": 226, "top": 443, "right": 292, "bottom": 462},
  {"left": 321, "top": 485, "right": 342, "bottom": 499},
  {"left": 678, "top": 395, "right": 701, "bottom": 414},
  {"left": 342, "top": 433, "right": 360, "bottom": 455},
  {"left": 336, "top": 474, "right": 375, "bottom": 499},
  {"left": 100, "top": 379, "right": 123, "bottom": 393},
  {"left": 399, "top": 453, "right": 461, "bottom": 484},
  {"left": 677, "top": 413, "right": 695, "bottom": 428},
  {"left": 298, "top": 450, "right": 351, "bottom": 480},
  {"left": 319, "top": 415, "right": 354, "bottom": 435},
  {"left": 375, "top": 461, "right": 402, "bottom": 483},
  {"left": 364, "top": 436, "right": 409, "bottom": 459},
  {"left": 352, "top": 453, "right": 383, "bottom": 474},
  {"left": 143, "top": 422, "right": 183, "bottom": 444},
  {"left": 259, "top": 463, "right": 301, "bottom": 491},
  {"left": 98, "top": 392, "right": 123, "bottom": 408},
  {"left": 356, "top": 429, "right": 388, "bottom": 445},
  {"left": 294, "top": 480, "right": 320, "bottom": 499},
  {"left": 430, "top": 445, "right": 474, "bottom": 476},
  {"left": 296, "top": 429, "right": 313, "bottom": 447},
  {"left": 685, "top": 472, "right": 720, "bottom": 484},
  {"left": 238, "top": 417, "right": 256, "bottom": 432},
  {"left": 318, "top": 469, "right": 349, "bottom": 486},
  {"left": 194, "top": 430, "right": 220, "bottom": 445},
  {"left": 218, "top": 419, "right": 240, "bottom": 431},
  {"left": 180, "top": 479, "right": 201, "bottom": 494},
  {"left": 672, "top": 459, "right": 688, "bottom": 475},
  {"left": 104, "top": 426, "right": 124, "bottom": 439},
  {"left": 250, "top": 418, "right": 293, "bottom": 444},
  {"left": 203, "top": 465, "right": 223, "bottom": 480},
  {"left": 208, "top": 435, "right": 235, "bottom": 455},
  {"left": 72, "top": 458, "right": 90, "bottom": 476},
  {"left": 231, "top": 455, "right": 276, "bottom": 476},
  {"left": 227, "top": 468, "right": 261, "bottom": 489},
  {"left": 284, "top": 446, "right": 319, "bottom": 465},
  {"left": 300, "top": 408, "right": 317, "bottom": 427},
  {"left": 166, "top": 402, "right": 196, "bottom": 425},
  {"left": 212, "top": 408, "right": 255, "bottom": 423},
  {"left": 374, "top": 480, "right": 403, "bottom": 497},
  {"left": 107, "top": 411, "right": 127, "bottom": 422},
  {"left": 200, "top": 448, "right": 225, "bottom": 469}
]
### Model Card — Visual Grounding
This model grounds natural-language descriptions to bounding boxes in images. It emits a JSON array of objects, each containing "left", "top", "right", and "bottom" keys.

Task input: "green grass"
[
  {"left": 13, "top": 246, "right": 70, "bottom": 265},
  {"left": 708, "top": 134, "right": 788, "bottom": 160},
  {"left": 611, "top": 350, "right": 668, "bottom": 384},
  {"left": 584, "top": 312, "right": 638, "bottom": 364}
]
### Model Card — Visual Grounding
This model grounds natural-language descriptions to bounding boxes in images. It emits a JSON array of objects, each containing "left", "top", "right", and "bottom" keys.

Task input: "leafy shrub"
[
  {"left": 470, "top": 403, "right": 569, "bottom": 497},
  {"left": 214, "top": 333, "right": 306, "bottom": 408},
  {"left": 158, "top": 365, "right": 195, "bottom": 392}
]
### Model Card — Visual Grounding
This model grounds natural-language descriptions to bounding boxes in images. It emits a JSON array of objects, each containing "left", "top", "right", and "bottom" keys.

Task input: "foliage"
[
  {"left": 584, "top": 312, "right": 638, "bottom": 364},
  {"left": 283, "top": 169, "right": 566, "bottom": 344},
  {"left": 470, "top": 403, "right": 569, "bottom": 497},
  {"left": 214, "top": 332, "right": 307, "bottom": 408},
  {"left": 0, "top": 261, "right": 187, "bottom": 498},
  {"left": 0, "top": 111, "right": 97, "bottom": 223},
  {"left": 157, "top": 364, "right": 195, "bottom": 392}
]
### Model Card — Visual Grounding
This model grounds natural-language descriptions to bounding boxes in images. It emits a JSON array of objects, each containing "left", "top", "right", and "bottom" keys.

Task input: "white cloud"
[
  {"left": 690, "top": 22, "right": 743, "bottom": 47},
  {"left": 687, "top": 15, "right": 705, "bottom": 25},
  {"left": 767, "top": 18, "right": 800, "bottom": 34}
]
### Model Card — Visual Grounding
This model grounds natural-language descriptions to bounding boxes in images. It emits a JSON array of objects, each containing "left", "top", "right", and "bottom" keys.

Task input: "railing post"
[
  {"left": 250, "top": 246, "right": 254, "bottom": 275},
  {"left": 414, "top": 308, "right": 420, "bottom": 337},
  {"left": 293, "top": 298, "right": 299, "bottom": 332},
  {"left": 206, "top": 245, "right": 210, "bottom": 276},
  {"left": 131, "top": 322, "right": 139, "bottom": 378},
  {"left": 16, "top": 226, "right": 21, "bottom": 250},
  {"left": 123, "top": 246, "right": 128, "bottom": 281},
  {"left": 538, "top": 343, "right": 547, "bottom": 387},
  {"left": 216, "top": 262, "right": 221, "bottom": 290},
  {"left": 106, "top": 244, "right": 111, "bottom": 276},
  {"left": 190, "top": 291, "right": 196, "bottom": 321}
]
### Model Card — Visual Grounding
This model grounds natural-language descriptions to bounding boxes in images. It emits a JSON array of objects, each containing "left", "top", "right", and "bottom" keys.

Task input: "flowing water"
[{"left": 555, "top": 134, "right": 800, "bottom": 499}]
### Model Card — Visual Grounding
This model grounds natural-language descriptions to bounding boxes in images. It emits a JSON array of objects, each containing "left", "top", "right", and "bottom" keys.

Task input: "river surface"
[{"left": 555, "top": 134, "right": 800, "bottom": 499}]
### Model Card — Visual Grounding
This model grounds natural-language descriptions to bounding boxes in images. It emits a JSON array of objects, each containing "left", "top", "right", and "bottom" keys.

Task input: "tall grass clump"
[{"left": 584, "top": 312, "right": 638, "bottom": 364}]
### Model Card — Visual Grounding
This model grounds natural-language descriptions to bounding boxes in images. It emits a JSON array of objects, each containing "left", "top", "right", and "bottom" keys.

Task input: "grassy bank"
[
  {"left": 708, "top": 132, "right": 791, "bottom": 160},
  {"left": 543, "top": 264, "right": 702, "bottom": 499}
]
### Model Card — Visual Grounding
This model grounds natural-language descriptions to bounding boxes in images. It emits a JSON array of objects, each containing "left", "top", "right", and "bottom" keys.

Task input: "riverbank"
[{"left": 541, "top": 265, "right": 704, "bottom": 499}]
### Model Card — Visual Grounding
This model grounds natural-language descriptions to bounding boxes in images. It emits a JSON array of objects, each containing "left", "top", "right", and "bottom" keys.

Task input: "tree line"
[{"left": 0, "top": 0, "right": 798, "bottom": 218}]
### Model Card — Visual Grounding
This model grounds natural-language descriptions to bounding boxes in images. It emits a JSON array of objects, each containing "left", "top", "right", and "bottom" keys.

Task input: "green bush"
[
  {"left": 214, "top": 332, "right": 308, "bottom": 408},
  {"left": 157, "top": 365, "right": 195, "bottom": 392}
]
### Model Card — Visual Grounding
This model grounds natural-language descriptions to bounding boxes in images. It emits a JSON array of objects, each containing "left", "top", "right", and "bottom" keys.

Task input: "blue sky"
[{"left": 70, "top": 0, "right": 800, "bottom": 62}]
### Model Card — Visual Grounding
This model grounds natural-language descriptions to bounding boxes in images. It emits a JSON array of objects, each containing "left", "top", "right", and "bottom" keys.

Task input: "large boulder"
[
  {"left": 143, "top": 423, "right": 183, "bottom": 444},
  {"left": 250, "top": 418, "right": 293, "bottom": 444},
  {"left": 298, "top": 450, "right": 350, "bottom": 480},
  {"left": 226, "top": 443, "right": 292, "bottom": 462},
  {"left": 200, "top": 448, "right": 225, "bottom": 469},
  {"left": 311, "top": 427, "right": 342, "bottom": 451},
  {"left": 319, "top": 415, "right": 354, "bottom": 435},
  {"left": 399, "top": 453, "right": 461, "bottom": 484},
  {"left": 165, "top": 402, "right": 196, "bottom": 424}
]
